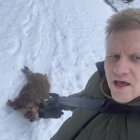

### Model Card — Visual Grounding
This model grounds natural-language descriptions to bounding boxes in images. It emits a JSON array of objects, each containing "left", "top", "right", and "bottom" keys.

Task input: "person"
[{"left": 39, "top": 8, "right": 140, "bottom": 140}]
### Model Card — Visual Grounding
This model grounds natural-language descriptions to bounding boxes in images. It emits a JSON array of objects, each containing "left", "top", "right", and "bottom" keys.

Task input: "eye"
[
  {"left": 105, "top": 54, "right": 120, "bottom": 62},
  {"left": 130, "top": 55, "right": 140, "bottom": 62}
]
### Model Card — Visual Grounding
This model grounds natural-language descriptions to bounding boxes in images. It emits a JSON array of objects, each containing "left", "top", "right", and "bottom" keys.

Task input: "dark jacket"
[{"left": 51, "top": 66, "right": 140, "bottom": 140}]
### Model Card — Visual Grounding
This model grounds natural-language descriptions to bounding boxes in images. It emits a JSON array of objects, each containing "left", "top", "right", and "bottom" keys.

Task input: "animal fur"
[{"left": 7, "top": 66, "right": 50, "bottom": 121}]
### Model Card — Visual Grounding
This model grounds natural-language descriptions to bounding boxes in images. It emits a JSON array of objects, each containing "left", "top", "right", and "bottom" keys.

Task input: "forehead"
[{"left": 106, "top": 30, "right": 140, "bottom": 52}]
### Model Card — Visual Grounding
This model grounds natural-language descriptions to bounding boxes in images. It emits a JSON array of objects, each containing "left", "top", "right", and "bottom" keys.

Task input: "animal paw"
[
  {"left": 21, "top": 66, "right": 30, "bottom": 73},
  {"left": 7, "top": 100, "right": 17, "bottom": 109}
]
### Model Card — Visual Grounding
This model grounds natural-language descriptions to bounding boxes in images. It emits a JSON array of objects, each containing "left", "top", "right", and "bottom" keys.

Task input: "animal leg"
[{"left": 7, "top": 99, "right": 18, "bottom": 110}]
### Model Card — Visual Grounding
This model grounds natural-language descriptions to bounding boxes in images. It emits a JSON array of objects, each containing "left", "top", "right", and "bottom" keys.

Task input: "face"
[{"left": 104, "top": 30, "right": 140, "bottom": 103}]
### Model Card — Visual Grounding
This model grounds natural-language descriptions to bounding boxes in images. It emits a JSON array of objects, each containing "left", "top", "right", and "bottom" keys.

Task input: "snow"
[{"left": 0, "top": 0, "right": 139, "bottom": 139}]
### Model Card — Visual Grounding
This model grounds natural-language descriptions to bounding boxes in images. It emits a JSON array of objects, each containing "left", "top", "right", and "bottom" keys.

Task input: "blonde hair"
[{"left": 106, "top": 8, "right": 140, "bottom": 38}]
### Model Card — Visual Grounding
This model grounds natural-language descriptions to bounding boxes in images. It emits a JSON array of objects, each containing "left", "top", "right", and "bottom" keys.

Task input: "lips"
[{"left": 113, "top": 80, "right": 130, "bottom": 88}]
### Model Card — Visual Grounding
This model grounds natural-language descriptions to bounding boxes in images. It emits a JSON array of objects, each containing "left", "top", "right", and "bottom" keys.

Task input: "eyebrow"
[{"left": 128, "top": 48, "right": 140, "bottom": 53}]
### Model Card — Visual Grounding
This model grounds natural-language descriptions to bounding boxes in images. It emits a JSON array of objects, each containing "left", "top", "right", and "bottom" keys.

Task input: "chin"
[
  {"left": 111, "top": 94, "right": 133, "bottom": 104},
  {"left": 111, "top": 88, "right": 134, "bottom": 104}
]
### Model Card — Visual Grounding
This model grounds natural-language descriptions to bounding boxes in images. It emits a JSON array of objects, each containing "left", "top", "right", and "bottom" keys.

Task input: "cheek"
[
  {"left": 131, "top": 70, "right": 140, "bottom": 86},
  {"left": 135, "top": 75, "right": 140, "bottom": 89}
]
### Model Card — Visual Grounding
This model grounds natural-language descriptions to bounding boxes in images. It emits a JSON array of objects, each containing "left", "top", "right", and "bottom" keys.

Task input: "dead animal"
[{"left": 7, "top": 66, "right": 50, "bottom": 121}]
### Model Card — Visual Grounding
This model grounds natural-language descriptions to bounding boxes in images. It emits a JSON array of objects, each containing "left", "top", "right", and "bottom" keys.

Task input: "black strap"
[
  {"left": 56, "top": 95, "right": 140, "bottom": 115},
  {"left": 57, "top": 96, "right": 106, "bottom": 111},
  {"left": 39, "top": 93, "right": 140, "bottom": 119}
]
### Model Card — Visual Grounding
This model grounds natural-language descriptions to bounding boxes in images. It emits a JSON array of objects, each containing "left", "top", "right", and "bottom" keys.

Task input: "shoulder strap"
[
  {"left": 57, "top": 96, "right": 106, "bottom": 111},
  {"left": 48, "top": 93, "right": 140, "bottom": 115},
  {"left": 57, "top": 96, "right": 140, "bottom": 116}
]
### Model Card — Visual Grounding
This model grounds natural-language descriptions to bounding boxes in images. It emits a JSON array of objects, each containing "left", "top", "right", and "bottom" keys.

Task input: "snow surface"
[{"left": 0, "top": 0, "right": 140, "bottom": 140}]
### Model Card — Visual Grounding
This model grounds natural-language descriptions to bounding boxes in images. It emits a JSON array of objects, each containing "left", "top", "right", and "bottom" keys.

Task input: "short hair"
[{"left": 106, "top": 8, "right": 140, "bottom": 38}]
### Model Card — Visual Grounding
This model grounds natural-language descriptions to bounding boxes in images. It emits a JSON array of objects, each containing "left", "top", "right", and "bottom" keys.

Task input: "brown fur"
[{"left": 7, "top": 66, "right": 50, "bottom": 121}]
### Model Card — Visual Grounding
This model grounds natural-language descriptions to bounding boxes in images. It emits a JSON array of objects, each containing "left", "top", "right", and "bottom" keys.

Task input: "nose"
[{"left": 113, "top": 57, "right": 130, "bottom": 75}]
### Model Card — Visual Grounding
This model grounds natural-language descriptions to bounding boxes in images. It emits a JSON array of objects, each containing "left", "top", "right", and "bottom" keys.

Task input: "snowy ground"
[{"left": 0, "top": 0, "right": 140, "bottom": 140}]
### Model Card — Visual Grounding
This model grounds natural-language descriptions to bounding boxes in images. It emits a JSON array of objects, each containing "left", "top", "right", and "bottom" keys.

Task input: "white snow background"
[{"left": 0, "top": 0, "right": 140, "bottom": 140}]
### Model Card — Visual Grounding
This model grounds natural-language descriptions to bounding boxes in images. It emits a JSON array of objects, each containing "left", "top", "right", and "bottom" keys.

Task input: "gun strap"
[
  {"left": 57, "top": 96, "right": 106, "bottom": 111},
  {"left": 48, "top": 93, "right": 140, "bottom": 114},
  {"left": 58, "top": 96, "right": 140, "bottom": 115}
]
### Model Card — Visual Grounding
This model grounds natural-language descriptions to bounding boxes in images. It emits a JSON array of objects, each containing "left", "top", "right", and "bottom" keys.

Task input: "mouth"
[{"left": 113, "top": 80, "right": 131, "bottom": 88}]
